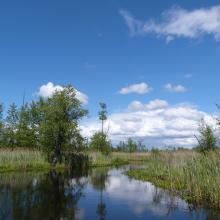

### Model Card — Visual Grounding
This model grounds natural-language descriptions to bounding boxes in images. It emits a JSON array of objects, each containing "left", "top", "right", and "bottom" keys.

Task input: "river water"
[{"left": 0, "top": 165, "right": 219, "bottom": 220}]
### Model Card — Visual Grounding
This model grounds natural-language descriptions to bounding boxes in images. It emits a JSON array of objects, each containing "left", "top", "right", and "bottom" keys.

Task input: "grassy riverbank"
[
  {"left": 0, "top": 149, "right": 142, "bottom": 172},
  {"left": 89, "top": 151, "right": 148, "bottom": 167},
  {"left": 126, "top": 150, "right": 220, "bottom": 209},
  {"left": 0, "top": 149, "right": 65, "bottom": 172}
]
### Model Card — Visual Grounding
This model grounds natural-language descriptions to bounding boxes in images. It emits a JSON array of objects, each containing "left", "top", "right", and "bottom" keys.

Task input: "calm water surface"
[{"left": 0, "top": 165, "right": 219, "bottom": 220}]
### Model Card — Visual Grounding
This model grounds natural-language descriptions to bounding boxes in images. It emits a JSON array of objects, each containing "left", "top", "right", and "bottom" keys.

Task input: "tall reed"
[{"left": 127, "top": 150, "right": 220, "bottom": 209}]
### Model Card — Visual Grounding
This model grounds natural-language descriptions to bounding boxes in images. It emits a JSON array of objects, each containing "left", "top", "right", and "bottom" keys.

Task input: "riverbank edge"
[
  {"left": 0, "top": 157, "right": 130, "bottom": 173},
  {"left": 125, "top": 169, "right": 213, "bottom": 209}
]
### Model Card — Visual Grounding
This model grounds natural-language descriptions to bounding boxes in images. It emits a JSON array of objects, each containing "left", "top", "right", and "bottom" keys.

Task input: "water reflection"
[
  {"left": 89, "top": 168, "right": 109, "bottom": 220},
  {"left": 0, "top": 166, "right": 219, "bottom": 220},
  {"left": 0, "top": 171, "right": 87, "bottom": 220}
]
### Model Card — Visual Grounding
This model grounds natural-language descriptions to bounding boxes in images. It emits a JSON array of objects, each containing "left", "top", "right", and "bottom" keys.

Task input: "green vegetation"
[
  {"left": 195, "top": 119, "right": 218, "bottom": 153},
  {"left": 0, "top": 149, "right": 132, "bottom": 172},
  {"left": 1, "top": 83, "right": 220, "bottom": 212},
  {"left": 116, "top": 138, "right": 147, "bottom": 152},
  {"left": 126, "top": 150, "right": 220, "bottom": 209},
  {"left": 0, "top": 85, "right": 88, "bottom": 167},
  {"left": 0, "top": 149, "right": 60, "bottom": 172},
  {"left": 89, "top": 132, "right": 111, "bottom": 155}
]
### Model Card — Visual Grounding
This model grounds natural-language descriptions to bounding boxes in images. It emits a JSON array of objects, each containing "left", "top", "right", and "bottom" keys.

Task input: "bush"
[{"left": 195, "top": 119, "right": 218, "bottom": 154}]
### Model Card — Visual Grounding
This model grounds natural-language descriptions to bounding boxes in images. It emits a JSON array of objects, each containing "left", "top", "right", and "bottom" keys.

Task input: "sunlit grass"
[
  {"left": 0, "top": 148, "right": 57, "bottom": 172},
  {"left": 126, "top": 150, "right": 220, "bottom": 209},
  {"left": 0, "top": 149, "right": 132, "bottom": 172}
]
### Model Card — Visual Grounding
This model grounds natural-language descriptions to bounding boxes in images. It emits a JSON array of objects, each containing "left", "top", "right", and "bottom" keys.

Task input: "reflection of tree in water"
[
  {"left": 0, "top": 186, "right": 12, "bottom": 220},
  {"left": 151, "top": 187, "right": 178, "bottom": 216},
  {"left": 89, "top": 167, "right": 109, "bottom": 220},
  {"left": 204, "top": 209, "right": 220, "bottom": 220},
  {"left": 0, "top": 169, "right": 88, "bottom": 220}
]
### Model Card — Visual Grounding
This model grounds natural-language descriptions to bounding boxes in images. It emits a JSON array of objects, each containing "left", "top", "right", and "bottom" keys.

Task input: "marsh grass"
[
  {"left": 126, "top": 150, "right": 220, "bottom": 209},
  {"left": 0, "top": 148, "right": 65, "bottom": 172},
  {"left": 112, "top": 152, "right": 150, "bottom": 161},
  {"left": 0, "top": 149, "right": 132, "bottom": 172},
  {"left": 89, "top": 151, "right": 129, "bottom": 167}
]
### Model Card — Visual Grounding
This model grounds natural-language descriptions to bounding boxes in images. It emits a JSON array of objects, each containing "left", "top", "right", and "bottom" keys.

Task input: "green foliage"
[
  {"left": 89, "top": 132, "right": 111, "bottom": 155},
  {"left": 38, "top": 85, "right": 88, "bottom": 163},
  {"left": 0, "top": 85, "right": 88, "bottom": 165},
  {"left": 16, "top": 103, "right": 36, "bottom": 148},
  {"left": 4, "top": 103, "right": 19, "bottom": 148},
  {"left": 195, "top": 119, "right": 218, "bottom": 153},
  {"left": 91, "top": 102, "right": 111, "bottom": 155},
  {"left": 116, "top": 138, "right": 146, "bottom": 152},
  {"left": 127, "top": 138, "right": 137, "bottom": 153},
  {"left": 99, "top": 102, "right": 107, "bottom": 121}
]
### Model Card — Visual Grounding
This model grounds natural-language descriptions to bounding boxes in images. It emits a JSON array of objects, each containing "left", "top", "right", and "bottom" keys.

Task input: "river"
[{"left": 0, "top": 165, "right": 219, "bottom": 219}]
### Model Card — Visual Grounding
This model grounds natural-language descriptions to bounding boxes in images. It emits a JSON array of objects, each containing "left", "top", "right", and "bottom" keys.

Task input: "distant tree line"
[
  {"left": 115, "top": 138, "right": 147, "bottom": 152},
  {"left": 0, "top": 84, "right": 219, "bottom": 162}
]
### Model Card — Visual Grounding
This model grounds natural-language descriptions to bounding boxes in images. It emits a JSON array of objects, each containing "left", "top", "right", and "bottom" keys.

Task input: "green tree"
[
  {"left": 29, "top": 100, "right": 46, "bottom": 149},
  {"left": 98, "top": 102, "right": 110, "bottom": 155},
  {"left": 127, "top": 138, "right": 137, "bottom": 153},
  {"left": 195, "top": 119, "right": 218, "bottom": 153},
  {"left": 99, "top": 103, "right": 107, "bottom": 136},
  {"left": 4, "top": 103, "right": 19, "bottom": 149},
  {"left": 39, "top": 85, "right": 87, "bottom": 164},
  {"left": 16, "top": 103, "right": 34, "bottom": 148},
  {"left": 89, "top": 132, "right": 111, "bottom": 155},
  {"left": 137, "top": 140, "right": 146, "bottom": 152}
]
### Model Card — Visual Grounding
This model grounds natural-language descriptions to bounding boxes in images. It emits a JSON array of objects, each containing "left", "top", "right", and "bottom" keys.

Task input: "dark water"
[{"left": 0, "top": 166, "right": 219, "bottom": 220}]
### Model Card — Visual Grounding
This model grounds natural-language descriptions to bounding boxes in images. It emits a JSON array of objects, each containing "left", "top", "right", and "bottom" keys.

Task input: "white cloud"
[
  {"left": 36, "top": 82, "right": 88, "bottom": 104},
  {"left": 165, "top": 83, "right": 187, "bottom": 93},
  {"left": 81, "top": 100, "right": 216, "bottom": 148},
  {"left": 119, "top": 82, "right": 152, "bottom": 94},
  {"left": 128, "top": 99, "right": 169, "bottom": 110},
  {"left": 120, "top": 5, "right": 220, "bottom": 42},
  {"left": 37, "top": 82, "right": 63, "bottom": 97}
]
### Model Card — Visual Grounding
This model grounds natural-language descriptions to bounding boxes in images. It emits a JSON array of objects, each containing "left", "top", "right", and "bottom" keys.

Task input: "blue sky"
[{"left": 1, "top": 0, "right": 220, "bottom": 146}]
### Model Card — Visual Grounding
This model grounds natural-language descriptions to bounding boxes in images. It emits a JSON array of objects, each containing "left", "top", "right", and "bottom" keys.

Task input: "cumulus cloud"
[
  {"left": 81, "top": 100, "right": 216, "bottom": 148},
  {"left": 128, "top": 99, "right": 169, "bottom": 110},
  {"left": 119, "top": 82, "right": 152, "bottom": 94},
  {"left": 36, "top": 82, "right": 88, "bottom": 104},
  {"left": 120, "top": 5, "right": 220, "bottom": 42},
  {"left": 165, "top": 83, "right": 187, "bottom": 93}
]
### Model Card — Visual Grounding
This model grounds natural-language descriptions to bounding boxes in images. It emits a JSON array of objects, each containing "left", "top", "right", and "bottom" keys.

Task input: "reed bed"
[
  {"left": 126, "top": 150, "right": 220, "bottom": 209},
  {"left": 0, "top": 149, "right": 131, "bottom": 172},
  {"left": 0, "top": 148, "right": 50, "bottom": 172}
]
